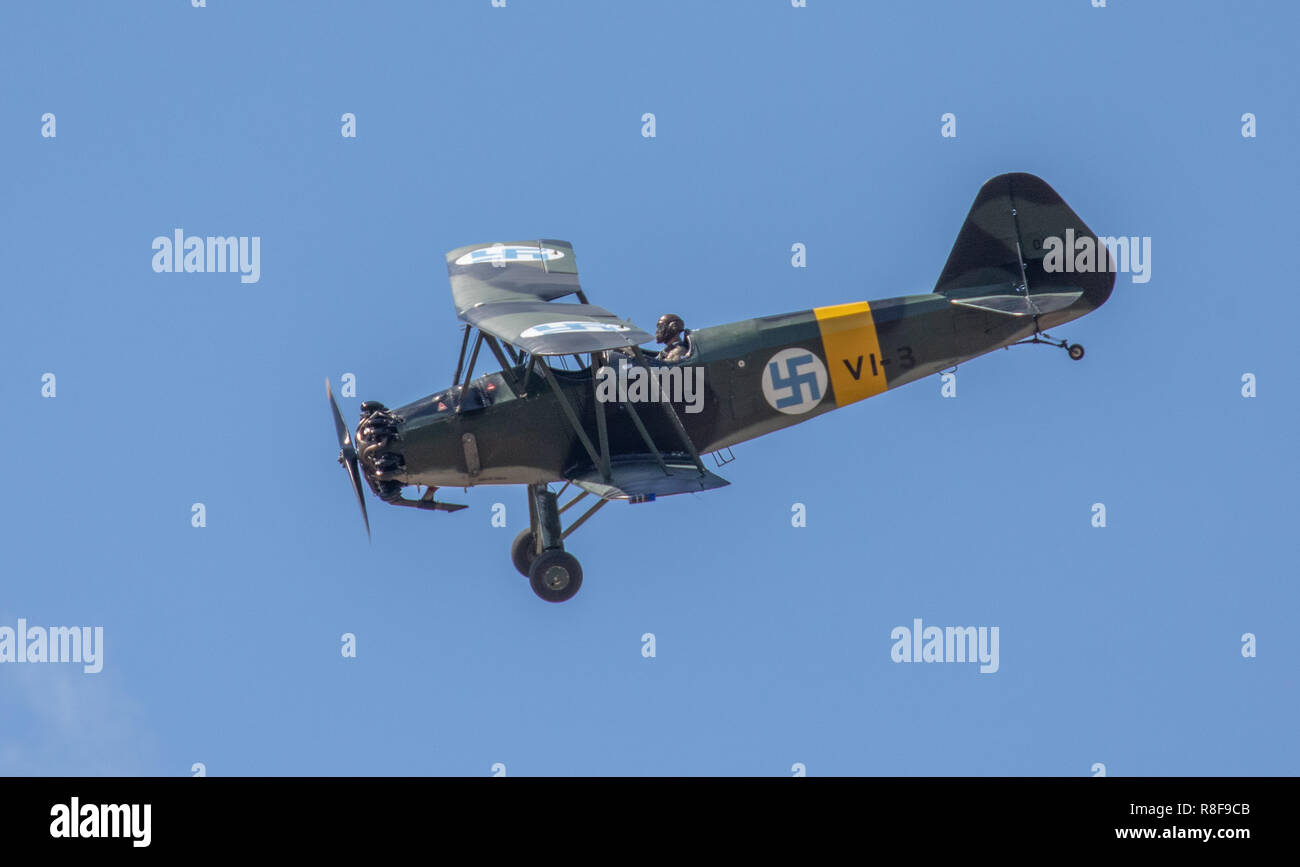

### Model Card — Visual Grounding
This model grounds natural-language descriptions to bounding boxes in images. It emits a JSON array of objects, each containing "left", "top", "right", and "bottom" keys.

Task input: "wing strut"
[
  {"left": 536, "top": 359, "right": 603, "bottom": 471},
  {"left": 455, "top": 332, "right": 484, "bottom": 413},
  {"left": 632, "top": 348, "right": 707, "bottom": 477},
  {"left": 451, "top": 325, "right": 472, "bottom": 385},
  {"left": 483, "top": 334, "right": 521, "bottom": 392},
  {"left": 620, "top": 393, "right": 669, "bottom": 476},
  {"left": 533, "top": 345, "right": 710, "bottom": 493},
  {"left": 591, "top": 355, "right": 613, "bottom": 481}
]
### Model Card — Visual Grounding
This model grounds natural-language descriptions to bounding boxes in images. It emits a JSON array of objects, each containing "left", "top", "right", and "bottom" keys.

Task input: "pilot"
[{"left": 656, "top": 313, "right": 691, "bottom": 362}]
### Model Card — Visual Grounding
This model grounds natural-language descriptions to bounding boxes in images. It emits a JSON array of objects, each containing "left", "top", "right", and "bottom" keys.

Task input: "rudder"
[{"left": 933, "top": 173, "right": 1115, "bottom": 314}]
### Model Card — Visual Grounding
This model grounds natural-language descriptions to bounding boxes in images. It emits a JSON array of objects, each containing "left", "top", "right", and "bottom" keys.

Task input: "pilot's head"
[{"left": 655, "top": 314, "right": 685, "bottom": 344}]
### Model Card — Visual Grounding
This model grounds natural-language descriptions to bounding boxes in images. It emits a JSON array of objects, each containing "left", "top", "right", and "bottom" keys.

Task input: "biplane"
[{"left": 327, "top": 172, "right": 1115, "bottom": 602}]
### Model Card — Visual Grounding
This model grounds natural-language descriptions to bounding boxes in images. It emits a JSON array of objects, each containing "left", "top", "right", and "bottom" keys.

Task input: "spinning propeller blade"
[{"left": 326, "top": 378, "right": 370, "bottom": 539}]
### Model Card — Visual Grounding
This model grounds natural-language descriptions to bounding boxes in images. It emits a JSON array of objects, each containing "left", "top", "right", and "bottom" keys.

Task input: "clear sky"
[{"left": 1, "top": 0, "right": 1295, "bottom": 776}]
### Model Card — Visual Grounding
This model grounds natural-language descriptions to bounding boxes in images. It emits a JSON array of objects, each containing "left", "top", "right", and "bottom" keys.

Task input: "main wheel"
[
  {"left": 528, "top": 549, "right": 583, "bottom": 603},
  {"left": 1067, "top": 343, "right": 1085, "bottom": 361},
  {"left": 511, "top": 528, "right": 538, "bottom": 578}
]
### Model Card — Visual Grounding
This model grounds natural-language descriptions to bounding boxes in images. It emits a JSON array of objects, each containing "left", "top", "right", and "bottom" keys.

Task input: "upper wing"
[
  {"left": 447, "top": 240, "right": 581, "bottom": 310},
  {"left": 446, "top": 240, "right": 653, "bottom": 355}
]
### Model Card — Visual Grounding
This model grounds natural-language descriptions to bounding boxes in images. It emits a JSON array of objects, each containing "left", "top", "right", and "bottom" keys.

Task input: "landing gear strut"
[{"left": 516, "top": 482, "right": 601, "bottom": 603}]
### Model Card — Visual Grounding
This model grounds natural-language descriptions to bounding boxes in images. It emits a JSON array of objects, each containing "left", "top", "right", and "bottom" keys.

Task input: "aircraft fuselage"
[{"left": 362, "top": 287, "right": 1105, "bottom": 493}]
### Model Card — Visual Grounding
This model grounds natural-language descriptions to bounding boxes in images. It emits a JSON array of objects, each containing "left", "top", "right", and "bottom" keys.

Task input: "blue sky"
[{"left": 0, "top": 0, "right": 1295, "bottom": 776}]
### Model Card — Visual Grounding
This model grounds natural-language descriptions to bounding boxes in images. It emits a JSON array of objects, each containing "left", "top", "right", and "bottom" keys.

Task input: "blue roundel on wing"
[
  {"left": 519, "top": 321, "right": 631, "bottom": 338},
  {"left": 454, "top": 245, "right": 565, "bottom": 266}
]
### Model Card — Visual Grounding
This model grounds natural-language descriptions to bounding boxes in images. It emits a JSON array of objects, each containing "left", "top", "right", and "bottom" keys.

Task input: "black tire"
[
  {"left": 511, "top": 528, "right": 538, "bottom": 578},
  {"left": 528, "top": 549, "right": 583, "bottom": 603},
  {"left": 1067, "top": 343, "right": 1085, "bottom": 361}
]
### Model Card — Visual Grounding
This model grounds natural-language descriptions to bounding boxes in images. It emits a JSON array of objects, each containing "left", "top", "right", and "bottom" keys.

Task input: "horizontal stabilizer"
[
  {"left": 950, "top": 290, "right": 1083, "bottom": 317},
  {"left": 568, "top": 455, "right": 729, "bottom": 501}
]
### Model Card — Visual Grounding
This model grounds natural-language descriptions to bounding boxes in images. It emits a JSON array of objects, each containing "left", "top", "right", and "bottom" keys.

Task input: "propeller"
[{"left": 326, "top": 378, "right": 371, "bottom": 539}]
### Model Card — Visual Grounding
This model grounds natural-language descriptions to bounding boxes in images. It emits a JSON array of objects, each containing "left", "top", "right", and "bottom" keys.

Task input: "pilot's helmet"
[{"left": 655, "top": 314, "right": 685, "bottom": 344}]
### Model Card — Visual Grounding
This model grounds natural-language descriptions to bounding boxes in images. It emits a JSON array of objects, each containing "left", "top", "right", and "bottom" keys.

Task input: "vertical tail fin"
[{"left": 934, "top": 173, "right": 1115, "bottom": 315}]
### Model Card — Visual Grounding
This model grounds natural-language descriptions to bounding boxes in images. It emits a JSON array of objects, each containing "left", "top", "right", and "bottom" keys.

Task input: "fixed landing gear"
[
  {"left": 512, "top": 527, "right": 583, "bottom": 602},
  {"left": 1012, "top": 330, "right": 1085, "bottom": 361},
  {"left": 514, "top": 482, "right": 604, "bottom": 603},
  {"left": 511, "top": 528, "right": 538, "bottom": 578},
  {"left": 529, "top": 550, "right": 583, "bottom": 603}
]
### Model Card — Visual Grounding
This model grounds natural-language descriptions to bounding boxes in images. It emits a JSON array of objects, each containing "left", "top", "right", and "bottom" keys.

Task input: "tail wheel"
[
  {"left": 1067, "top": 343, "right": 1085, "bottom": 361},
  {"left": 528, "top": 550, "right": 583, "bottom": 603},
  {"left": 511, "top": 528, "right": 538, "bottom": 578}
]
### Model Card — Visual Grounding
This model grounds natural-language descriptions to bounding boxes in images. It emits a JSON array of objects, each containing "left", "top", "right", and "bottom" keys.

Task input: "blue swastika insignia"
[
  {"left": 761, "top": 348, "right": 828, "bottom": 415},
  {"left": 768, "top": 353, "right": 821, "bottom": 408}
]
